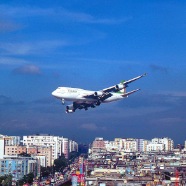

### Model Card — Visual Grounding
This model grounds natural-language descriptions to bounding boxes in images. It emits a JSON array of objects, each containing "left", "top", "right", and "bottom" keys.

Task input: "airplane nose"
[{"left": 52, "top": 91, "right": 56, "bottom": 96}]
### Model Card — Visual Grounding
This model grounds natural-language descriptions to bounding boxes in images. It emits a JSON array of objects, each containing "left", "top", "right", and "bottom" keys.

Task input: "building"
[
  {"left": 151, "top": 138, "right": 174, "bottom": 151},
  {"left": 22, "top": 134, "right": 78, "bottom": 164},
  {"left": 136, "top": 139, "right": 144, "bottom": 152},
  {"left": 146, "top": 143, "right": 164, "bottom": 151},
  {"left": 5, "top": 145, "right": 27, "bottom": 156},
  {"left": 27, "top": 146, "right": 52, "bottom": 167},
  {"left": 0, "top": 135, "right": 21, "bottom": 159},
  {"left": 4, "top": 136, "right": 21, "bottom": 146},
  {"left": 69, "top": 139, "right": 78, "bottom": 153},
  {"left": 60, "top": 137, "right": 69, "bottom": 158},
  {"left": 122, "top": 138, "right": 137, "bottom": 152},
  {"left": 114, "top": 138, "right": 123, "bottom": 151},
  {"left": 0, "top": 156, "right": 39, "bottom": 180},
  {"left": 0, "top": 137, "right": 4, "bottom": 159},
  {"left": 91, "top": 138, "right": 106, "bottom": 153},
  {"left": 23, "top": 134, "right": 62, "bottom": 164},
  {"left": 4, "top": 145, "right": 52, "bottom": 167}
]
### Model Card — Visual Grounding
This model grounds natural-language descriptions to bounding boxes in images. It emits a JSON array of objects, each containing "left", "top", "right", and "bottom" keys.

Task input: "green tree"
[
  {"left": 18, "top": 152, "right": 31, "bottom": 157},
  {"left": 18, "top": 172, "right": 34, "bottom": 185},
  {"left": 0, "top": 175, "right": 12, "bottom": 186},
  {"left": 68, "top": 151, "right": 80, "bottom": 163},
  {"left": 54, "top": 153, "right": 68, "bottom": 172},
  {"left": 40, "top": 166, "right": 53, "bottom": 178}
]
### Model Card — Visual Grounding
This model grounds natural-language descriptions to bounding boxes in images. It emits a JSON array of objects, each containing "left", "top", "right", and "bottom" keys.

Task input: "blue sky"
[{"left": 0, "top": 0, "right": 186, "bottom": 144}]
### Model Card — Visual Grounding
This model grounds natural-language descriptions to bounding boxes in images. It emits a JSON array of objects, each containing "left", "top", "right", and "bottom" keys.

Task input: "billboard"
[{"left": 71, "top": 173, "right": 85, "bottom": 186}]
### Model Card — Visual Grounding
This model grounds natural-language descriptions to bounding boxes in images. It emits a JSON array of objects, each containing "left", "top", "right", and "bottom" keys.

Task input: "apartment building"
[
  {"left": 151, "top": 137, "right": 174, "bottom": 151},
  {"left": 5, "top": 145, "right": 26, "bottom": 155},
  {"left": 27, "top": 146, "right": 52, "bottom": 167},
  {"left": 122, "top": 138, "right": 137, "bottom": 152},
  {"left": 23, "top": 134, "right": 63, "bottom": 164},
  {"left": 4, "top": 136, "right": 21, "bottom": 146},
  {"left": 0, "top": 157, "right": 39, "bottom": 180},
  {"left": 69, "top": 139, "right": 78, "bottom": 153},
  {"left": 91, "top": 138, "right": 106, "bottom": 153},
  {"left": 0, "top": 135, "right": 21, "bottom": 158}
]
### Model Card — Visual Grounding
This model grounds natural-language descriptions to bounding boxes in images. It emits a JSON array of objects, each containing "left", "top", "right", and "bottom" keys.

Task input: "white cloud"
[
  {"left": 0, "top": 57, "right": 27, "bottom": 65},
  {"left": 80, "top": 123, "right": 106, "bottom": 131},
  {"left": 0, "top": 19, "right": 21, "bottom": 32},
  {"left": 0, "top": 40, "right": 68, "bottom": 56},
  {"left": 0, "top": 5, "right": 131, "bottom": 25},
  {"left": 151, "top": 117, "right": 184, "bottom": 125},
  {"left": 13, "top": 64, "right": 41, "bottom": 75},
  {"left": 159, "top": 91, "right": 186, "bottom": 97}
]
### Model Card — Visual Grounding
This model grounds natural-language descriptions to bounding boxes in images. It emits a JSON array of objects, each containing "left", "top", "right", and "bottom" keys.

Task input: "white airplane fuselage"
[{"left": 52, "top": 87, "right": 123, "bottom": 103}]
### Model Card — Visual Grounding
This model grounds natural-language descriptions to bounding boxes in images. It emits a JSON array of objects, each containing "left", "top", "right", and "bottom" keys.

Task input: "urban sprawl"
[{"left": 1, "top": 134, "right": 186, "bottom": 185}]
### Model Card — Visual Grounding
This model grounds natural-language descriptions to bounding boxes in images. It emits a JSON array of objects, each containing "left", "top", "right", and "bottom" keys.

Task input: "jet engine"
[
  {"left": 94, "top": 91, "right": 103, "bottom": 96},
  {"left": 115, "top": 84, "right": 125, "bottom": 91},
  {"left": 66, "top": 104, "right": 75, "bottom": 113}
]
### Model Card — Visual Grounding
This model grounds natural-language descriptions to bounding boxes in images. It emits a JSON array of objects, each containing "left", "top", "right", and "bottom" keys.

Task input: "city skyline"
[{"left": 0, "top": 0, "right": 186, "bottom": 144}]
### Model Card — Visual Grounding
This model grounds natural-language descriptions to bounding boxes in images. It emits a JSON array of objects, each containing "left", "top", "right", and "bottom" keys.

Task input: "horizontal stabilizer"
[{"left": 122, "top": 89, "right": 140, "bottom": 97}]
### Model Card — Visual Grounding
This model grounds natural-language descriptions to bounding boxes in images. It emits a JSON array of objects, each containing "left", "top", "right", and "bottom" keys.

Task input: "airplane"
[{"left": 52, "top": 73, "right": 146, "bottom": 113}]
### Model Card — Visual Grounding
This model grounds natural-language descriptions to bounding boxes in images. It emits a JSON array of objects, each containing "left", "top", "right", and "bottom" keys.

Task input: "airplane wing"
[
  {"left": 83, "top": 92, "right": 112, "bottom": 101},
  {"left": 82, "top": 94, "right": 98, "bottom": 99},
  {"left": 102, "top": 73, "right": 146, "bottom": 93}
]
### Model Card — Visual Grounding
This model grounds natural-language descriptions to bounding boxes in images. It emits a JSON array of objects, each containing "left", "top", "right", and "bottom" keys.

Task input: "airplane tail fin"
[{"left": 121, "top": 88, "right": 140, "bottom": 97}]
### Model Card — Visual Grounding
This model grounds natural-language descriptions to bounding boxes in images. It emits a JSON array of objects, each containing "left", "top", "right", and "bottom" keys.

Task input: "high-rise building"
[
  {"left": 0, "top": 137, "right": 5, "bottom": 159},
  {"left": 22, "top": 134, "right": 78, "bottom": 164},
  {"left": 0, "top": 157, "right": 39, "bottom": 180},
  {"left": 122, "top": 138, "right": 137, "bottom": 152},
  {"left": 60, "top": 137, "right": 69, "bottom": 158},
  {"left": 69, "top": 139, "right": 78, "bottom": 153},
  {"left": 91, "top": 138, "right": 106, "bottom": 153},
  {"left": 136, "top": 139, "right": 144, "bottom": 152},
  {"left": 0, "top": 135, "right": 21, "bottom": 159},
  {"left": 4, "top": 136, "right": 21, "bottom": 146},
  {"left": 151, "top": 137, "right": 174, "bottom": 151},
  {"left": 23, "top": 134, "right": 62, "bottom": 164},
  {"left": 146, "top": 143, "right": 164, "bottom": 151}
]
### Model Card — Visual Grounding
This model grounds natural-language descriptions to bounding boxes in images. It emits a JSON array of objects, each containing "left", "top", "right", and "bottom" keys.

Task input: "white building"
[
  {"left": 151, "top": 137, "right": 174, "bottom": 151},
  {"left": 0, "top": 135, "right": 21, "bottom": 159},
  {"left": 60, "top": 137, "right": 69, "bottom": 158},
  {"left": 142, "top": 140, "right": 150, "bottom": 152},
  {"left": 4, "top": 136, "right": 21, "bottom": 146},
  {"left": 69, "top": 140, "right": 78, "bottom": 153},
  {"left": 122, "top": 138, "right": 137, "bottom": 152},
  {"left": 35, "top": 155, "right": 46, "bottom": 167},
  {"left": 23, "top": 134, "right": 63, "bottom": 164},
  {"left": 0, "top": 138, "right": 4, "bottom": 159},
  {"left": 146, "top": 143, "right": 164, "bottom": 151},
  {"left": 105, "top": 140, "right": 119, "bottom": 151},
  {"left": 22, "top": 134, "right": 78, "bottom": 164}
]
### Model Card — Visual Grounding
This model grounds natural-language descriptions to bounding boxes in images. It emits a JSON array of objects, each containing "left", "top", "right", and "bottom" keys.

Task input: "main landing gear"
[{"left": 61, "top": 99, "right": 65, "bottom": 105}]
